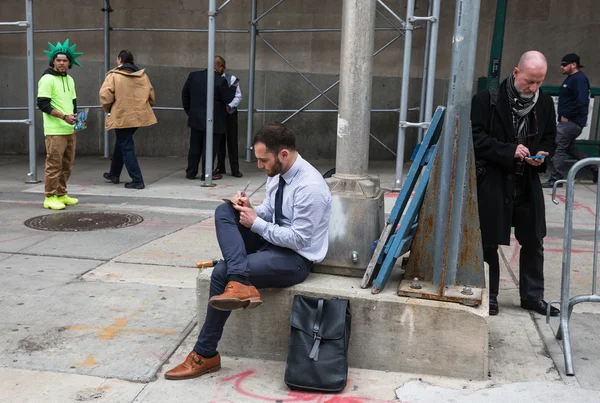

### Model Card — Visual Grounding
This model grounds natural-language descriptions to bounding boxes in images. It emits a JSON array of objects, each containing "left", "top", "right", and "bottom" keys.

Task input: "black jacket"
[
  {"left": 471, "top": 80, "right": 556, "bottom": 246},
  {"left": 181, "top": 70, "right": 235, "bottom": 133}
]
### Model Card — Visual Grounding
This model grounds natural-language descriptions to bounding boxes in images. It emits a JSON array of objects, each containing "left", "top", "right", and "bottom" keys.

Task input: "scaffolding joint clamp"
[
  {"left": 410, "top": 16, "right": 437, "bottom": 22},
  {"left": 399, "top": 121, "right": 430, "bottom": 129}
]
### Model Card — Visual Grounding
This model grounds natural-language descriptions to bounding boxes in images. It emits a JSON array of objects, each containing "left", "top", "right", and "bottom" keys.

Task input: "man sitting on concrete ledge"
[{"left": 165, "top": 121, "right": 332, "bottom": 380}]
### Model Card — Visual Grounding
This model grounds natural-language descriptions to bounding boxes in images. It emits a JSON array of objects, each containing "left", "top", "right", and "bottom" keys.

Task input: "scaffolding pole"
[
  {"left": 417, "top": 0, "right": 433, "bottom": 142},
  {"left": 203, "top": 0, "right": 217, "bottom": 187},
  {"left": 102, "top": 0, "right": 111, "bottom": 158},
  {"left": 25, "top": 0, "right": 37, "bottom": 183},
  {"left": 423, "top": 0, "right": 441, "bottom": 136},
  {"left": 394, "top": 0, "right": 415, "bottom": 190},
  {"left": 246, "top": 0, "right": 258, "bottom": 162}
]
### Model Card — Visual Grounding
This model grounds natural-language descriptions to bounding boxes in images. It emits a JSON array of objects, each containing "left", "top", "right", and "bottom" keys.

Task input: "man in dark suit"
[
  {"left": 182, "top": 66, "right": 236, "bottom": 180},
  {"left": 471, "top": 50, "right": 558, "bottom": 317}
]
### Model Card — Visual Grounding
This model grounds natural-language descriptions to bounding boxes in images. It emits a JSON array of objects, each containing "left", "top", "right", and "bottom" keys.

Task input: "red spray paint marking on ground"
[
  {"left": 510, "top": 237, "right": 597, "bottom": 263},
  {"left": 220, "top": 370, "right": 393, "bottom": 403},
  {"left": 550, "top": 193, "right": 596, "bottom": 217}
]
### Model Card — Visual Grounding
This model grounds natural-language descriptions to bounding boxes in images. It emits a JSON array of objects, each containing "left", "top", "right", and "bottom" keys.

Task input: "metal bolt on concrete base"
[
  {"left": 410, "top": 277, "right": 422, "bottom": 289},
  {"left": 461, "top": 286, "right": 473, "bottom": 295}
]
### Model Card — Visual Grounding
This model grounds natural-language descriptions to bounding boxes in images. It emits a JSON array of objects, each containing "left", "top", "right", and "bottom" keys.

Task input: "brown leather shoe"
[
  {"left": 164, "top": 351, "right": 221, "bottom": 380},
  {"left": 209, "top": 281, "right": 262, "bottom": 311}
]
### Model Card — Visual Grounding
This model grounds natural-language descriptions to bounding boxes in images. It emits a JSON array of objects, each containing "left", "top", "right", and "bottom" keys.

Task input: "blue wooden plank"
[
  {"left": 372, "top": 145, "right": 438, "bottom": 293},
  {"left": 361, "top": 106, "right": 446, "bottom": 289}
]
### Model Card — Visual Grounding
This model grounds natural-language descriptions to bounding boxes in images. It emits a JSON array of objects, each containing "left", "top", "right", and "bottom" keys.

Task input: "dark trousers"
[
  {"left": 186, "top": 128, "right": 223, "bottom": 179},
  {"left": 483, "top": 192, "right": 544, "bottom": 301},
  {"left": 109, "top": 127, "right": 143, "bottom": 184},
  {"left": 548, "top": 120, "right": 596, "bottom": 180},
  {"left": 193, "top": 204, "right": 311, "bottom": 357},
  {"left": 216, "top": 111, "right": 240, "bottom": 174}
]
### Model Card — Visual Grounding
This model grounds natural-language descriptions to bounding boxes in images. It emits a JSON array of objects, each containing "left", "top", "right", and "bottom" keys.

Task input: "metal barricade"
[{"left": 548, "top": 157, "right": 600, "bottom": 376}]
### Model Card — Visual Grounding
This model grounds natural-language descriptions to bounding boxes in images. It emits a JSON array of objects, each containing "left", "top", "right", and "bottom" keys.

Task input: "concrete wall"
[{"left": 1, "top": 0, "right": 598, "bottom": 160}]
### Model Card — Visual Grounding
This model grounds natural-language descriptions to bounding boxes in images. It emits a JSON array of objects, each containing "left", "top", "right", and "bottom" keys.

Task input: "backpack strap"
[{"left": 309, "top": 299, "right": 324, "bottom": 361}]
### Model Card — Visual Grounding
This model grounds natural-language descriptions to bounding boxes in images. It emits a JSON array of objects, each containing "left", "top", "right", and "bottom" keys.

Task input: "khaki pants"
[{"left": 44, "top": 133, "right": 76, "bottom": 197}]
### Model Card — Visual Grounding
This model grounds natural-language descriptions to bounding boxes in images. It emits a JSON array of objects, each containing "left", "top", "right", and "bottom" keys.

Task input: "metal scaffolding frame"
[{"left": 0, "top": 0, "right": 442, "bottom": 189}]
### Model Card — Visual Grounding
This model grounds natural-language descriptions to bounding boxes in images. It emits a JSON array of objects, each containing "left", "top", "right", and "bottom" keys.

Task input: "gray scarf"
[{"left": 506, "top": 73, "right": 539, "bottom": 142}]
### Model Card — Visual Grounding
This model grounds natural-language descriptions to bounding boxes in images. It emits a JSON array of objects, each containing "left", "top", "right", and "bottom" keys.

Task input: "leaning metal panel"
[{"left": 24, "top": 212, "right": 144, "bottom": 232}]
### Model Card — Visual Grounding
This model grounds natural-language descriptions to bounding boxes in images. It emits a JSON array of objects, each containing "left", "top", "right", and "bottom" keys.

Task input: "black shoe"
[
  {"left": 489, "top": 296, "right": 499, "bottom": 316},
  {"left": 103, "top": 172, "right": 119, "bottom": 184},
  {"left": 232, "top": 171, "right": 243, "bottom": 178},
  {"left": 124, "top": 182, "right": 145, "bottom": 190},
  {"left": 542, "top": 180, "right": 562, "bottom": 189},
  {"left": 520, "top": 299, "right": 559, "bottom": 316},
  {"left": 186, "top": 175, "right": 196, "bottom": 180},
  {"left": 213, "top": 168, "right": 226, "bottom": 175},
  {"left": 592, "top": 169, "right": 598, "bottom": 184}
]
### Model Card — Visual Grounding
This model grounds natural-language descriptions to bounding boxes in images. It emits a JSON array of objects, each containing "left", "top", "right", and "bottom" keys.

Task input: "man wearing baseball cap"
[{"left": 543, "top": 53, "right": 598, "bottom": 187}]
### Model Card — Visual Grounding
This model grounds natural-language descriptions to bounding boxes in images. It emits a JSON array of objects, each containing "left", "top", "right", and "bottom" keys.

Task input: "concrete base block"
[{"left": 196, "top": 269, "right": 489, "bottom": 380}]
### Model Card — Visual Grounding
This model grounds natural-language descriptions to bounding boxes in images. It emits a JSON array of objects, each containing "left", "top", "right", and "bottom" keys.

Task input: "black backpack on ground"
[{"left": 284, "top": 295, "right": 351, "bottom": 393}]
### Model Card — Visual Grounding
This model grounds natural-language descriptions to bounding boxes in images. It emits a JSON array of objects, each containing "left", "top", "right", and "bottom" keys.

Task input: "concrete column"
[
  {"left": 316, "top": 0, "right": 385, "bottom": 277},
  {"left": 334, "top": 0, "right": 376, "bottom": 178}
]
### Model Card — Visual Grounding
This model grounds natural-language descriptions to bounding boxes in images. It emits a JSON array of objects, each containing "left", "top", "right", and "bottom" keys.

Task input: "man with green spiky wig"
[{"left": 37, "top": 39, "right": 82, "bottom": 210}]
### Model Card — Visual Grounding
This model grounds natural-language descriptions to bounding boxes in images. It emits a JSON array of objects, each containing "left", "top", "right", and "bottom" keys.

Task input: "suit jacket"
[
  {"left": 471, "top": 80, "right": 556, "bottom": 246},
  {"left": 181, "top": 70, "right": 235, "bottom": 133}
]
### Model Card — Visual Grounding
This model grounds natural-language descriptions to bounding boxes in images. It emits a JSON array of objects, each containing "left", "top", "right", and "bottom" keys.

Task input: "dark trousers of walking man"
[
  {"left": 186, "top": 129, "right": 223, "bottom": 180},
  {"left": 546, "top": 120, "right": 598, "bottom": 184},
  {"left": 483, "top": 184, "right": 544, "bottom": 303},
  {"left": 216, "top": 111, "right": 241, "bottom": 176},
  {"left": 110, "top": 128, "right": 144, "bottom": 185}
]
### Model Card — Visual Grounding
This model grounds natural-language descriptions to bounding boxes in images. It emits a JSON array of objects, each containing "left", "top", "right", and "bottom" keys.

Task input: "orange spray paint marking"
[{"left": 70, "top": 354, "right": 98, "bottom": 367}]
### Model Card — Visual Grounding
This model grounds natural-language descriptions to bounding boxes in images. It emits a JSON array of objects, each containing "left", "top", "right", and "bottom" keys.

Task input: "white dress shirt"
[
  {"left": 251, "top": 154, "right": 332, "bottom": 263},
  {"left": 223, "top": 72, "right": 242, "bottom": 113}
]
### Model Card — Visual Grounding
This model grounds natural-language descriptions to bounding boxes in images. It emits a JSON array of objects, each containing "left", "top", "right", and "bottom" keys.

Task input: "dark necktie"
[{"left": 274, "top": 175, "right": 285, "bottom": 225}]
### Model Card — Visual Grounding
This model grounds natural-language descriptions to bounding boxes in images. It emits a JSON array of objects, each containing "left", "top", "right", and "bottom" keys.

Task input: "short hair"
[
  {"left": 252, "top": 122, "right": 296, "bottom": 154},
  {"left": 118, "top": 50, "right": 134, "bottom": 64},
  {"left": 215, "top": 55, "right": 226, "bottom": 68}
]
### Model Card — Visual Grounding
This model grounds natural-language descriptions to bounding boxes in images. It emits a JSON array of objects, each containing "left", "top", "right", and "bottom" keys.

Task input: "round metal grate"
[{"left": 24, "top": 211, "right": 144, "bottom": 232}]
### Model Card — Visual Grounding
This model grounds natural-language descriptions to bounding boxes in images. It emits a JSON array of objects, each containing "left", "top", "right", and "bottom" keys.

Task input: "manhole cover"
[{"left": 24, "top": 212, "right": 144, "bottom": 232}]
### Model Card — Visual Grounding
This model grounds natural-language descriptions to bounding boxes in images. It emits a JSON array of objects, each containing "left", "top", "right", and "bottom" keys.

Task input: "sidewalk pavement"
[{"left": 1, "top": 155, "right": 599, "bottom": 402}]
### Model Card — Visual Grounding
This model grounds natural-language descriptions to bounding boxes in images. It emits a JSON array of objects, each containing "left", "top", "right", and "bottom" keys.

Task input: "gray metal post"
[
  {"left": 103, "top": 0, "right": 111, "bottom": 158},
  {"left": 318, "top": 0, "right": 384, "bottom": 276},
  {"left": 424, "top": 0, "right": 441, "bottom": 129},
  {"left": 417, "top": 0, "right": 433, "bottom": 143},
  {"left": 203, "top": 0, "right": 217, "bottom": 186},
  {"left": 433, "top": 0, "right": 481, "bottom": 285},
  {"left": 25, "top": 0, "right": 38, "bottom": 183},
  {"left": 335, "top": 0, "right": 376, "bottom": 177},
  {"left": 393, "top": 0, "right": 415, "bottom": 190},
  {"left": 246, "top": 0, "right": 257, "bottom": 162}
]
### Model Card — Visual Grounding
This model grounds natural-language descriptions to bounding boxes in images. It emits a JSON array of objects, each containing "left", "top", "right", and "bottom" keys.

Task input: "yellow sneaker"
[
  {"left": 43, "top": 195, "right": 66, "bottom": 210},
  {"left": 56, "top": 194, "right": 79, "bottom": 206}
]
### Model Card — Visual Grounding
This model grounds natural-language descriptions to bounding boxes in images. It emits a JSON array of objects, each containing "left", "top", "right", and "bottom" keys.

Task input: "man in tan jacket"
[{"left": 100, "top": 50, "right": 156, "bottom": 189}]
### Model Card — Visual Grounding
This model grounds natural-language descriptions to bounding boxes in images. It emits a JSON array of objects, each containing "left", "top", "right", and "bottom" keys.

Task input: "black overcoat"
[
  {"left": 471, "top": 80, "right": 556, "bottom": 246},
  {"left": 181, "top": 70, "right": 235, "bottom": 133}
]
